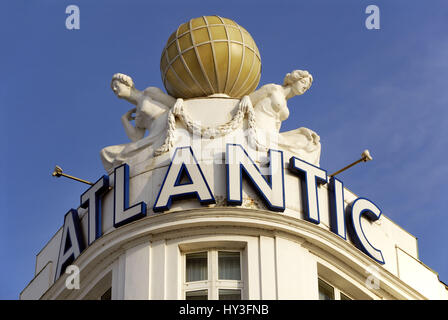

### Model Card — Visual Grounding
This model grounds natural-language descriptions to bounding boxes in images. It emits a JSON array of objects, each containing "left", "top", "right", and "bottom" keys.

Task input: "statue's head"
[
  {"left": 283, "top": 70, "right": 313, "bottom": 96},
  {"left": 111, "top": 73, "right": 134, "bottom": 99}
]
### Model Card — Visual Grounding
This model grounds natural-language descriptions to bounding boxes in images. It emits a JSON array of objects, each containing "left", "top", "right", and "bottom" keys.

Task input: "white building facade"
[{"left": 20, "top": 97, "right": 448, "bottom": 301}]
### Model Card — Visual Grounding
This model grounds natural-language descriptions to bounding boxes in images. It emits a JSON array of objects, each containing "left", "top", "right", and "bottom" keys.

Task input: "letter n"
[{"left": 226, "top": 144, "right": 285, "bottom": 211}]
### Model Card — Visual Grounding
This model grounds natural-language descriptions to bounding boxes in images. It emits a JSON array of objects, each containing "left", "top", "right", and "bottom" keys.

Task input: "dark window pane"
[
  {"left": 186, "top": 290, "right": 208, "bottom": 300},
  {"left": 218, "top": 251, "right": 241, "bottom": 280},
  {"left": 186, "top": 252, "right": 207, "bottom": 282},
  {"left": 318, "top": 279, "right": 334, "bottom": 300},
  {"left": 219, "top": 289, "right": 241, "bottom": 300}
]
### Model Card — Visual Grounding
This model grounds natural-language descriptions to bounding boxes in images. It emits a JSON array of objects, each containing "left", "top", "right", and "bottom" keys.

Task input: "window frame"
[
  {"left": 318, "top": 278, "right": 353, "bottom": 300},
  {"left": 183, "top": 249, "right": 244, "bottom": 300}
]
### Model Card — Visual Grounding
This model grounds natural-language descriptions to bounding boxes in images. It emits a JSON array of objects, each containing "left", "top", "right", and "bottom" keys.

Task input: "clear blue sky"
[{"left": 1, "top": 0, "right": 447, "bottom": 299}]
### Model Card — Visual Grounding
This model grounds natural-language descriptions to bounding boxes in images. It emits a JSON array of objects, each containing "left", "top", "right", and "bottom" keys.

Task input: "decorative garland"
[{"left": 154, "top": 96, "right": 265, "bottom": 156}]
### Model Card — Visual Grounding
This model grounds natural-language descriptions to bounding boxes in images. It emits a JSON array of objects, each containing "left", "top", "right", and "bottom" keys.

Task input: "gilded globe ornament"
[{"left": 160, "top": 16, "right": 262, "bottom": 99}]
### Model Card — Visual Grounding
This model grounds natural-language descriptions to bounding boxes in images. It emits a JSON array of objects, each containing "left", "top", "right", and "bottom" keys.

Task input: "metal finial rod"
[
  {"left": 329, "top": 150, "right": 373, "bottom": 178},
  {"left": 52, "top": 165, "right": 93, "bottom": 186}
]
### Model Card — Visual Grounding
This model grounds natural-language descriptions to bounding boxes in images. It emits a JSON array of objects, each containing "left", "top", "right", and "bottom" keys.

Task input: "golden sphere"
[{"left": 160, "top": 16, "right": 261, "bottom": 99}]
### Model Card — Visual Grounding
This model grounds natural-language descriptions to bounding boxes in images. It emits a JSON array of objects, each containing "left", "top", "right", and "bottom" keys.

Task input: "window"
[
  {"left": 219, "top": 289, "right": 241, "bottom": 300},
  {"left": 184, "top": 250, "right": 243, "bottom": 300},
  {"left": 316, "top": 261, "right": 375, "bottom": 300},
  {"left": 318, "top": 279, "right": 352, "bottom": 300},
  {"left": 318, "top": 279, "right": 334, "bottom": 300},
  {"left": 186, "top": 252, "right": 208, "bottom": 282},
  {"left": 81, "top": 271, "right": 112, "bottom": 300},
  {"left": 185, "top": 290, "right": 208, "bottom": 300}
]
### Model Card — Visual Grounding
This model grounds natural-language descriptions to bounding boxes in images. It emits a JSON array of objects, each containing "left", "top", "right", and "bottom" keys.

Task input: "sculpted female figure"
[
  {"left": 249, "top": 70, "right": 313, "bottom": 132},
  {"left": 249, "top": 70, "right": 321, "bottom": 165},
  {"left": 100, "top": 73, "right": 176, "bottom": 171}
]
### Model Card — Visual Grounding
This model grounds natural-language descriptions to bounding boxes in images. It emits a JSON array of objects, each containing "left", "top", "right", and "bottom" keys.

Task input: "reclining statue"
[
  {"left": 100, "top": 73, "right": 176, "bottom": 172},
  {"left": 249, "top": 70, "right": 321, "bottom": 165}
]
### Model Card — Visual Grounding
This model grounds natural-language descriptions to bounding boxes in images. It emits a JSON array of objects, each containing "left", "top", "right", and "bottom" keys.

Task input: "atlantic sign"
[{"left": 55, "top": 144, "right": 384, "bottom": 281}]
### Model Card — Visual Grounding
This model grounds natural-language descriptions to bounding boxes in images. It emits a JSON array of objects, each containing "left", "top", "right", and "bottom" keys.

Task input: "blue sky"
[{"left": 1, "top": 0, "right": 447, "bottom": 299}]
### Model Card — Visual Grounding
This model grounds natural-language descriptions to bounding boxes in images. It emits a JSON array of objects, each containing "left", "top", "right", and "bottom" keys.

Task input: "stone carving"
[
  {"left": 100, "top": 73, "right": 176, "bottom": 172},
  {"left": 249, "top": 70, "right": 313, "bottom": 132},
  {"left": 100, "top": 70, "right": 321, "bottom": 172},
  {"left": 100, "top": 16, "right": 321, "bottom": 171},
  {"left": 155, "top": 95, "right": 265, "bottom": 156},
  {"left": 249, "top": 70, "right": 321, "bottom": 165}
]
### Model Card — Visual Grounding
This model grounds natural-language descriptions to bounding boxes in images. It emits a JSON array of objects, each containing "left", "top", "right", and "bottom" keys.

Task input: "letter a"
[
  {"left": 65, "top": 5, "right": 80, "bottom": 30},
  {"left": 55, "top": 209, "right": 85, "bottom": 280},
  {"left": 365, "top": 5, "right": 380, "bottom": 30},
  {"left": 153, "top": 147, "right": 215, "bottom": 212}
]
